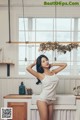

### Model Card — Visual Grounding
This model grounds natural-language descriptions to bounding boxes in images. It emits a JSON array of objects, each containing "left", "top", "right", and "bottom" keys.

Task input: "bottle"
[
  {"left": 27, "top": 88, "right": 33, "bottom": 95},
  {"left": 19, "top": 82, "right": 26, "bottom": 95}
]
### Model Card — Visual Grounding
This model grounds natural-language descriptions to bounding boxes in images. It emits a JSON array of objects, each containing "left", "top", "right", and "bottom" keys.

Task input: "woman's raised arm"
[
  {"left": 26, "top": 61, "right": 41, "bottom": 79},
  {"left": 50, "top": 63, "right": 67, "bottom": 74}
]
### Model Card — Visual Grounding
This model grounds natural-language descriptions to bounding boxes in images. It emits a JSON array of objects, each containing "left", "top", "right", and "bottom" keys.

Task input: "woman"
[{"left": 26, "top": 55, "right": 67, "bottom": 120}]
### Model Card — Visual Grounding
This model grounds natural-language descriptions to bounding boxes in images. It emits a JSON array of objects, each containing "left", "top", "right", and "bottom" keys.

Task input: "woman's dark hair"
[{"left": 36, "top": 55, "right": 49, "bottom": 85}]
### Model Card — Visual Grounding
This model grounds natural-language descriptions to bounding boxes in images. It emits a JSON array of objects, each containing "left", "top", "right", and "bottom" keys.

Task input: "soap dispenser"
[{"left": 19, "top": 82, "right": 26, "bottom": 95}]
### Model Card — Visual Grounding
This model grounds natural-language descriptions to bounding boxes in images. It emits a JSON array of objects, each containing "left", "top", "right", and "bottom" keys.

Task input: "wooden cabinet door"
[{"left": 8, "top": 102, "right": 27, "bottom": 120}]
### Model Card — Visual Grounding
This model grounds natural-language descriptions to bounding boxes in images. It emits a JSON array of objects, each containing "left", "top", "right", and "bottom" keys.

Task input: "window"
[{"left": 18, "top": 18, "right": 80, "bottom": 76}]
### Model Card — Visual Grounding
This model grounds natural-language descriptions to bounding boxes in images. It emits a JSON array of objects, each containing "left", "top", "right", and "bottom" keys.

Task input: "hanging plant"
[{"left": 39, "top": 42, "right": 79, "bottom": 54}]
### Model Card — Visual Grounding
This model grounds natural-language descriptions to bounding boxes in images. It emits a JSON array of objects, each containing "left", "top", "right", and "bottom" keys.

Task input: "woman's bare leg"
[
  {"left": 36, "top": 100, "right": 49, "bottom": 120},
  {"left": 48, "top": 104, "right": 53, "bottom": 120}
]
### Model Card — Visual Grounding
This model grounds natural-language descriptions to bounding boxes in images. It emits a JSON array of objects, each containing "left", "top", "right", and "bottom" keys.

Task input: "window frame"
[{"left": 18, "top": 17, "right": 79, "bottom": 76}]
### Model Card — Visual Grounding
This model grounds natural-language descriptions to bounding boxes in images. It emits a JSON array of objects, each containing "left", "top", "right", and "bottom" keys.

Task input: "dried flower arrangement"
[{"left": 39, "top": 42, "right": 79, "bottom": 54}]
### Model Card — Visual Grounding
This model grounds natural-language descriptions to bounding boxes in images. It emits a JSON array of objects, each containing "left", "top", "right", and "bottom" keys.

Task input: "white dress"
[{"left": 37, "top": 74, "right": 59, "bottom": 104}]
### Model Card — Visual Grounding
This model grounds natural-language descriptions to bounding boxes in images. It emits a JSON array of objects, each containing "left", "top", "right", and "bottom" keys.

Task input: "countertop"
[
  {"left": 3, "top": 94, "right": 80, "bottom": 99},
  {"left": 3, "top": 94, "right": 32, "bottom": 99}
]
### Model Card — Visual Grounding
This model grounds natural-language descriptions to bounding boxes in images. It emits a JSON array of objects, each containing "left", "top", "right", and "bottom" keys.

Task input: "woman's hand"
[
  {"left": 33, "top": 59, "right": 37, "bottom": 65},
  {"left": 49, "top": 64, "right": 52, "bottom": 68}
]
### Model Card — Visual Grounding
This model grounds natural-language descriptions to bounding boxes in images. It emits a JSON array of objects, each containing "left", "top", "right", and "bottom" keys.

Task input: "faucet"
[{"left": 73, "top": 86, "right": 80, "bottom": 95}]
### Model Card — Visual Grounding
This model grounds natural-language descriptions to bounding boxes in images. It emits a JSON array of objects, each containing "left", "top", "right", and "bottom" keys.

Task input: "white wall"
[{"left": 0, "top": 0, "right": 80, "bottom": 17}]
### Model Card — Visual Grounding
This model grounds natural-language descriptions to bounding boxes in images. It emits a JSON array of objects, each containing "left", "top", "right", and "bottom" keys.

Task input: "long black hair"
[{"left": 36, "top": 55, "right": 49, "bottom": 85}]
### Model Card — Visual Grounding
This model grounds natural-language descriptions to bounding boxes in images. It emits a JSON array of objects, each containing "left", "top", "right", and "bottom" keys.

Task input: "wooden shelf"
[
  {"left": 6, "top": 41, "right": 80, "bottom": 44},
  {"left": 0, "top": 62, "right": 14, "bottom": 65},
  {"left": 0, "top": 62, "right": 15, "bottom": 76}
]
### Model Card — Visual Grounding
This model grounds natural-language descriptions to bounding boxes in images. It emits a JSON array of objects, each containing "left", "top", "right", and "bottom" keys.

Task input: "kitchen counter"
[
  {"left": 3, "top": 94, "right": 80, "bottom": 120},
  {"left": 3, "top": 94, "right": 32, "bottom": 99},
  {"left": 3, "top": 94, "right": 80, "bottom": 99}
]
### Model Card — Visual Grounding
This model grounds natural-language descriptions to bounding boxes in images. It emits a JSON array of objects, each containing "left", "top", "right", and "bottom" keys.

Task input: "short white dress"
[{"left": 37, "top": 73, "right": 59, "bottom": 105}]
